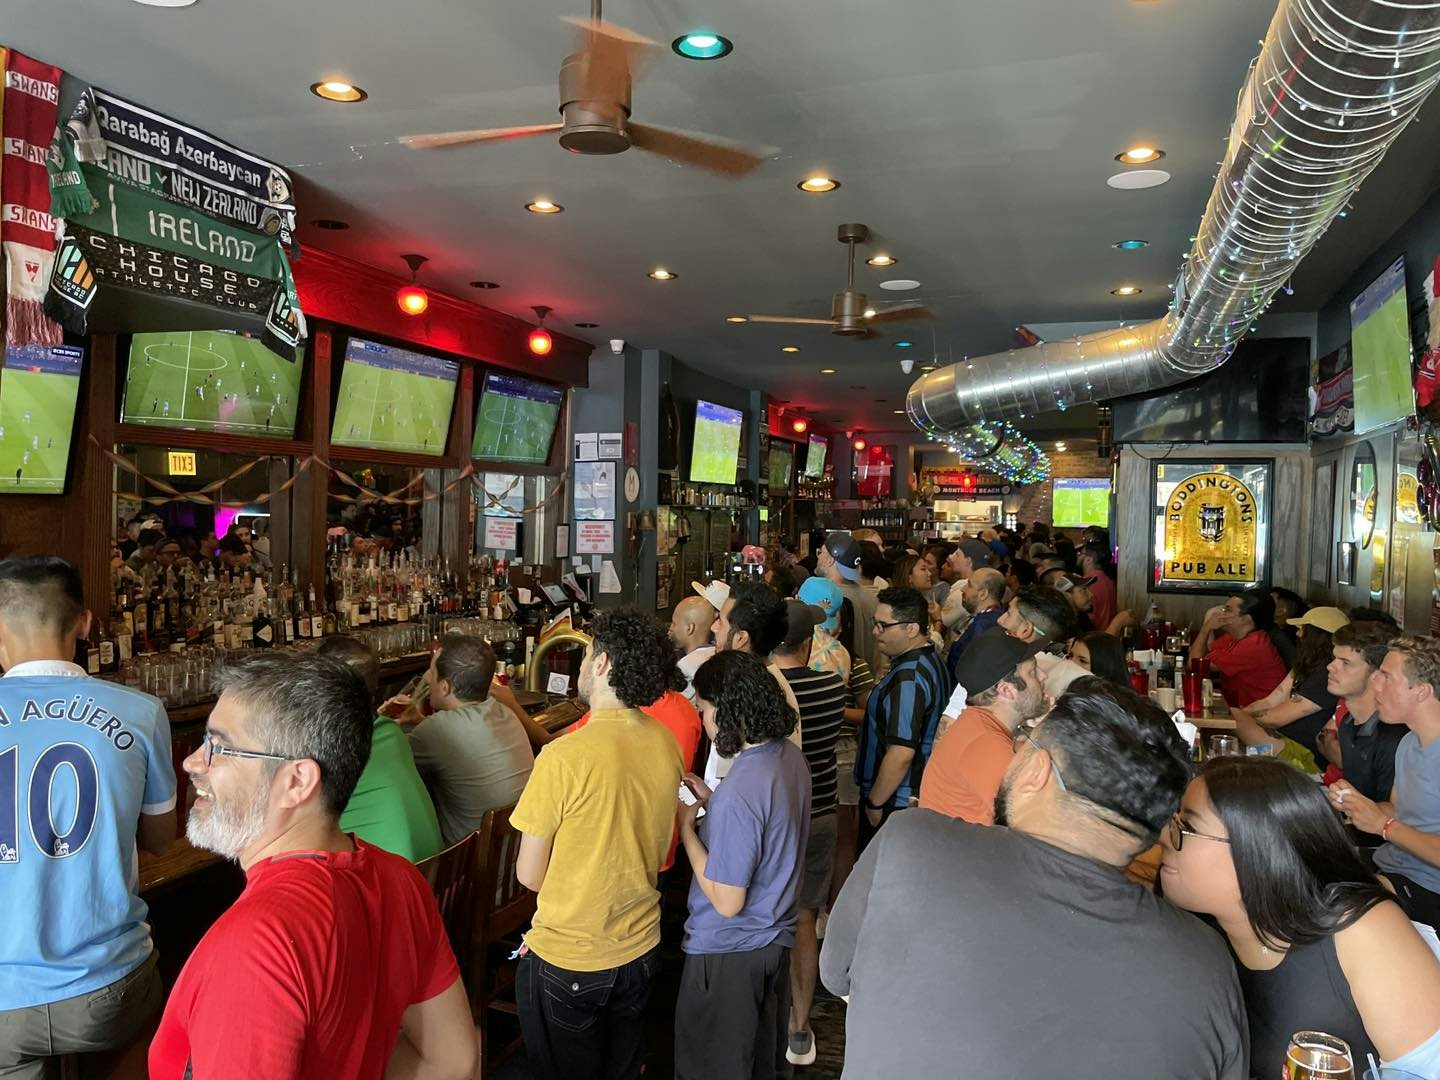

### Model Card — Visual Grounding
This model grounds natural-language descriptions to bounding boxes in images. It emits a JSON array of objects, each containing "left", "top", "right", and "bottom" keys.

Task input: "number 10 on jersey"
[{"left": 0, "top": 743, "right": 100, "bottom": 862}]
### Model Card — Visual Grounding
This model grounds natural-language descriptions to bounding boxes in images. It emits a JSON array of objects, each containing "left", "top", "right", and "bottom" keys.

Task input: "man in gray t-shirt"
[
  {"left": 398, "top": 635, "right": 535, "bottom": 846},
  {"left": 817, "top": 532, "right": 878, "bottom": 672},
  {"left": 821, "top": 678, "right": 1248, "bottom": 1080}
]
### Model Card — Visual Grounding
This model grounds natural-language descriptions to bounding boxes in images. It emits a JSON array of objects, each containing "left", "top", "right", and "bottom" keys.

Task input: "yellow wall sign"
[
  {"left": 167, "top": 451, "right": 197, "bottom": 477},
  {"left": 1161, "top": 471, "right": 1260, "bottom": 583}
]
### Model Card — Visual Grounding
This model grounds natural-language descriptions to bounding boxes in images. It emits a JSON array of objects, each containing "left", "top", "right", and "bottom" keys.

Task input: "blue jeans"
[{"left": 516, "top": 945, "right": 660, "bottom": 1080}]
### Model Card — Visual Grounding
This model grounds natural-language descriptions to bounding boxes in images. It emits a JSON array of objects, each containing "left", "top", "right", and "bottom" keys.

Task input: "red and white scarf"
[{"left": 2, "top": 49, "right": 64, "bottom": 348}]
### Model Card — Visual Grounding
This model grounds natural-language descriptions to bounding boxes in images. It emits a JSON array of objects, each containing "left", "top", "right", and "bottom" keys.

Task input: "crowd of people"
[{"left": 5, "top": 518, "right": 1440, "bottom": 1078}]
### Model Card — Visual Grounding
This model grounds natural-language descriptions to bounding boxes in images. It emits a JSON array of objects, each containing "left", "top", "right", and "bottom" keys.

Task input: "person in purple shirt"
[{"left": 675, "top": 651, "right": 811, "bottom": 1080}]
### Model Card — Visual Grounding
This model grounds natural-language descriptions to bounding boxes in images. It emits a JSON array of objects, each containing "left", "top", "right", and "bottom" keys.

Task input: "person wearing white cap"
[{"left": 672, "top": 588, "right": 723, "bottom": 704}]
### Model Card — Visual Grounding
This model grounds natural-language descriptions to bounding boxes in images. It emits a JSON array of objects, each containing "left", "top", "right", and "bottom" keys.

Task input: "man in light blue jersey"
[{"left": 0, "top": 556, "right": 177, "bottom": 1078}]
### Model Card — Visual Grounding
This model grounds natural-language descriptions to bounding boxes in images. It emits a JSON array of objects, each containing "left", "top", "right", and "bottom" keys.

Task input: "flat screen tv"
[
  {"left": 768, "top": 442, "right": 793, "bottom": 491},
  {"left": 804, "top": 433, "right": 828, "bottom": 478},
  {"left": 1111, "top": 336, "right": 1310, "bottom": 444},
  {"left": 1349, "top": 255, "right": 1416, "bottom": 434},
  {"left": 472, "top": 372, "right": 563, "bottom": 464},
  {"left": 689, "top": 399, "right": 743, "bottom": 484},
  {"left": 0, "top": 342, "right": 84, "bottom": 494},
  {"left": 1052, "top": 478, "right": 1111, "bottom": 528},
  {"left": 122, "top": 330, "right": 303, "bottom": 437},
  {"left": 331, "top": 336, "right": 458, "bottom": 457}
]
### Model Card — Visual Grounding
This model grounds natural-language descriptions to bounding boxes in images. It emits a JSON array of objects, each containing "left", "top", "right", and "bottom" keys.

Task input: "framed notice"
[
  {"left": 575, "top": 520, "right": 615, "bottom": 554},
  {"left": 1150, "top": 459, "right": 1273, "bottom": 594}
]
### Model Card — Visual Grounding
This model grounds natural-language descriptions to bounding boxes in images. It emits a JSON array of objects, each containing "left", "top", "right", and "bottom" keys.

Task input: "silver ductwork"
[{"left": 908, "top": 0, "right": 1440, "bottom": 442}]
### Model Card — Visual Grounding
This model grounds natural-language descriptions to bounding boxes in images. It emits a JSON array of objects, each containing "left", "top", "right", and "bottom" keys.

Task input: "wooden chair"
[
  {"left": 415, "top": 831, "right": 481, "bottom": 988},
  {"left": 470, "top": 805, "right": 536, "bottom": 1080}
]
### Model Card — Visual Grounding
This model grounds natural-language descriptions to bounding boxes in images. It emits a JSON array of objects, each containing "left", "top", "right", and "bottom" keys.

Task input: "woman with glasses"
[{"left": 1160, "top": 757, "right": 1440, "bottom": 1074}]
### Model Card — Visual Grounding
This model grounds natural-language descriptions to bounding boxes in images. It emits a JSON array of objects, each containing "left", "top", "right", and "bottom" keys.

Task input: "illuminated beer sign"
[{"left": 1161, "top": 471, "right": 1260, "bottom": 584}]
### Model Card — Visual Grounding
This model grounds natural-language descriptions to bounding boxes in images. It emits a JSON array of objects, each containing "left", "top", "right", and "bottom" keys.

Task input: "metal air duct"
[{"left": 907, "top": 0, "right": 1440, "bottom": 443}]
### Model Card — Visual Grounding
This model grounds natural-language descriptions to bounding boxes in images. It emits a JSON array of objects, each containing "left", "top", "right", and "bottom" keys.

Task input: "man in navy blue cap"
[{"left": 818, "top": 532, "right": 878, "bottom": 671}]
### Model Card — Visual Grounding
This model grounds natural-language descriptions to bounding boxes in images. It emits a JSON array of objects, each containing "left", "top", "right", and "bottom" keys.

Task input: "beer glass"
[
  {"left": 1285, "top": 1031, "right": 1355, "bottom": 1080},
  {"left": 1209, "top": 734, "right": 1240, "bottom": 758}
]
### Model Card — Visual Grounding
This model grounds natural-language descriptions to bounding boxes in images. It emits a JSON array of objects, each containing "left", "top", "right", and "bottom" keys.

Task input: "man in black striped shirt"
[{"left": 772, "top": 599, "right": 848, "bottom": 1067}]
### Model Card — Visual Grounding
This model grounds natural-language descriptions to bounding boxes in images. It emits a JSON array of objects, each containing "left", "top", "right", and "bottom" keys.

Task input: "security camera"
[
  {"left": 899, "top": 357, "right": 915, "bottom": 375},
  {"left": 609, "top": 338, "right": 625, "bottom": 355}
]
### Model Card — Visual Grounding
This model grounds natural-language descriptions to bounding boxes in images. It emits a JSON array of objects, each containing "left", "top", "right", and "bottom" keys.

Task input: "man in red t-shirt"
[
  {"left": 1189, "top": 590, "right": 1289, "bottom": 708},
  {"left": 149, "top": 653, "right": 476, "bottom": 1080}
]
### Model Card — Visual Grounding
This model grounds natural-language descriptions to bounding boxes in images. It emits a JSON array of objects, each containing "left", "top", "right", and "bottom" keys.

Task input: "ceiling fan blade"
[
  {"left": 866, "top": 303, "right": 936, "bottom": 324},
  {"left": 400, "top": 123, "right": 563, "bottom": 150},
  {"left": 744, "top": 315, "right": 836, "bottom": 326},
  {"left": 628, "top": 121, "right": 776, "bottom": 177},
  {"left": 561, "top": 15, "right": 659, "bottom": 92}
]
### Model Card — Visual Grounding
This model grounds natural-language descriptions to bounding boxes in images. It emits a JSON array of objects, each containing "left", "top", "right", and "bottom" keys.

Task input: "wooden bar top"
[{"left": 140, "top": 838, "right": 224, "bottom": 896}]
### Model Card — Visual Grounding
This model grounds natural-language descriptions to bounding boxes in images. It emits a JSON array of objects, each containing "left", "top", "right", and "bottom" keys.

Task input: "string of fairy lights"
[{"left": 925, "top": 417, "right": 1051, "bottom": 486}]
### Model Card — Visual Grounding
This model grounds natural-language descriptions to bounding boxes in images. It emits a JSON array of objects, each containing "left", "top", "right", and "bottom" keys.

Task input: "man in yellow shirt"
[{"left": 513, "top": 607, "right": 685, "bottom": 1080}]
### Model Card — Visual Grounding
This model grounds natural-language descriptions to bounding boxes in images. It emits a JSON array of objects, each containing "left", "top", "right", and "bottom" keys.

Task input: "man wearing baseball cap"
[
  {"left": 1041, "top": 570, "right": 1096, "bottom": 633},
  {"left": 817, "top": 532, "right": 879, "bottom": 672},
  {"left": 939, "top": 539, "right": 997, "bottom": 636},
  {"left": 920, "top": 628, "right": 1048, "bottom": 824}
]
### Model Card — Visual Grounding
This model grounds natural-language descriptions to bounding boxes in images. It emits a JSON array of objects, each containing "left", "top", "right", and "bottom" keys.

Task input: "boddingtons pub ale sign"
[{"left": 1161, "top": 472, "right": 1260, "bottom": 584}]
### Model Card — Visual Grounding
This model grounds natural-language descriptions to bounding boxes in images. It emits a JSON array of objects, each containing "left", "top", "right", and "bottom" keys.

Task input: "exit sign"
[{"left": 167, "top": 451, "right": 197, "bottom": 476}]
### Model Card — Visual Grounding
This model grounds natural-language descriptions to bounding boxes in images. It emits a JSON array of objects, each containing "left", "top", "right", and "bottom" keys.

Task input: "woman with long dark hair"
[
  {"left": 676, "top": 651, "right": 812, "bottom": 1080},
  {"left": 1230, "top": 607, "right": 1348, "bottom": 771},
  {"left": 1161, "top": 758, "right": 1440, "bottom": 1074},
  {"left": 1188, "top": 587, "right": 1291, "bottom": 708},
  {"left": 1067, "top": 631, "right": 1129, "bottom": 687}
]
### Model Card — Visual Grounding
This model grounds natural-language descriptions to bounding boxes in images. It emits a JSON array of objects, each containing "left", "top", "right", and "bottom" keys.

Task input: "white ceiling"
[{"left": 12, "top": 0, "right": 1440, "bottom": 437}]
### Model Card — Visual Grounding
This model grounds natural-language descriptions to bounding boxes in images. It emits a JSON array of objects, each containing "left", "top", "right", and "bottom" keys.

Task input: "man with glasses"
[
  {"left": 921, "top": 629, "right": 1047, "bottom": 824},
  {"left": 823, "top": 678, "right": 1246, "bottom": 1079},
  {"left": 149, "top": 652, "right": 476, "bottom": 1080},
  {"left": 0, "top": 557, "right": 176, "bottom": 1079},
  {"left": 853, "top": 587, "right": 950, "bottom": 853}
]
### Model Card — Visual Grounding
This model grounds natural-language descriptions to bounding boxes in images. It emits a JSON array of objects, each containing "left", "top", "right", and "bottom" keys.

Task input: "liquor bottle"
[
  {"left": 111, "top": 600, "right": 133, "bottom": 665},
  {"left": 97, "top": 619, "right": 116, "bottom": 675},
  {"left": 252, "top": 595, "right": 275, "bottom": 649}
]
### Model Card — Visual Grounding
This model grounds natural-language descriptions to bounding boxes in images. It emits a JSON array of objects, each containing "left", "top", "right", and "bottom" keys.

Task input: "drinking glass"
[
  {"left": 1285, "top": 1031, "right": 1355, "bottom": 1080},
  {"left": 1182, "top": 671, "right": 1205, "bottom": 715},
  {"left": 1208, "top": 734, "right": 1240, "bottom": 758}
]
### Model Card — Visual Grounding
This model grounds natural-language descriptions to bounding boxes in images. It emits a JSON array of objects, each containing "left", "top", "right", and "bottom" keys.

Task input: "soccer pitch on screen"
[
  {"left": 0, "top": 344, "right": 84, "bottom": 494},
  {"left": 331, "top": 341, "right": 457, "bottom": 457},
  {"left": 472, "top": 373, "right": 562, "bottom": 464},
  {"left": 122, "top": 331, "right": 303, "bottom": 436}
]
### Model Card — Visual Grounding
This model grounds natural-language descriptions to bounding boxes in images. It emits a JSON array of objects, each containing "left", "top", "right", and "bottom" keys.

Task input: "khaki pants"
[{"left": 0, "top": 951, "right": 162, "bottom": 1080}]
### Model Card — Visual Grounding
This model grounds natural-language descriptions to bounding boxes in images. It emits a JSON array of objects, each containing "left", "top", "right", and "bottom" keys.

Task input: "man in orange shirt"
[{"left": 919, "top": 629, "right": 1047, "bottom": 824}]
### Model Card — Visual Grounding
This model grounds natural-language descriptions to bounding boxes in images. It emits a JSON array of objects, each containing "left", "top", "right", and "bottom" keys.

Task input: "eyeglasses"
[
  {"left": 1167, "top": 813, "right": 1230, "bottom": 852},
  {"left": 872, "top": 618, "right": 910, "bottom": 632},
  {"left": 199, "top": 731, "right": 296, "bottom": 770},
  {"left": 1013, "top": 727, "right": 1067, "bottom": 792}
]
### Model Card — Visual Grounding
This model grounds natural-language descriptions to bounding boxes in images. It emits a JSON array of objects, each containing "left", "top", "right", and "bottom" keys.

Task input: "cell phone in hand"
[{"left": 678, "top": 781, "right": 699, "bottom": 807}]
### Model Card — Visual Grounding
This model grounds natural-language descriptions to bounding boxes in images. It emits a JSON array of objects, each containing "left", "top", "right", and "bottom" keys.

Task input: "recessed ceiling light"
[
  {"left": 648, "top": 268, "right": 677, "bottom": 281},
  {"left": 1107, "top": 169, "right": 1170, "bottom": 190},
  {"left": 866, "top": 255, "right": 897, "bottom": 268},
  {"left": 313, "top": 219, "right": 349, "bottom": 230},
  {"left": 526, "top": 199, "right": 564, "bottom": 214},
  {"left": 1111, "top": 285, "right": 1142, "bottom": 296},
  {"left": 895, "top": 341, "right": 914, "bottom": 348},
  {"left": 1113, "top": 239, "right": 1148, "bottom": 250},
  {"left": 782, "top": 346, "right": 800, "bottom": 353},
  {"left": 470, "top": 280, "right": 500, "bottom": 289},
  {"left": 920, "top": 364, "right": 937, "bottom": 372},
  {"left": 310, "top": 80, "right": 367, "bottom": 103},
  {"left": 726, "top": 316, "right": 749, "bottom": 324},
  {"left": 1116, "top": 146, "right": 1165, "bottom": 164},
  {"left": 575, "top": 322, "right": 599, "bottom": 328},
  {"left": 863, "top": 307, "right": 877, "bottom": 318},
  {"left": 798, "top": 176, "right": 840, "bottom": 193},
  {"left": 131, "top": 0, "right": 197, "bottom": 6},
  {"left": 819, "top": 368, "right": 837, "bottom": 374},
  {"left": 893, "top": 409, "right": 905, "bottom": 415},
  {"left": 880, "top": 279, "right": 921, "bottom": 291},
  {"left": 672, "top": 32, "right": 734, "bottom": 60}
]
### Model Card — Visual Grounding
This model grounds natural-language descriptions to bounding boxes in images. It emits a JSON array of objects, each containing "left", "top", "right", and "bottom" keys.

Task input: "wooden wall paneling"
[
  {"left": 79, "top": 335, "right": 118, "bottom": 616},
  {"left": 292, "top": 325, "right": 333, "bottom": 592},
  {"left": 444, "top": 364, "right": 475, "bottom": 573},
  {"left": 267, "top": 457, "right": 294, "bottom": 575}
]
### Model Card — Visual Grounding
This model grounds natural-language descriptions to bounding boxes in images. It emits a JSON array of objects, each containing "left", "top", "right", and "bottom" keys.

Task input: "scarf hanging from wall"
[
  {"left": 2, "top": 49, "right": 64, "bottom": 348},
  {"left": 51, "top": 85, "right": 294, "bottom": 248}
]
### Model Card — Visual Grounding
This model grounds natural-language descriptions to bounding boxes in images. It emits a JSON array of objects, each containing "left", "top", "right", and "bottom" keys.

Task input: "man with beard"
[
  {"left": 0, "top": 557, "right": 175, "bottom": 1078},
  {"left": 511, "top": 608, "right": 685, "bottom": 1079},
  {"left": 943, "top": 567, "right": 1007, "bottom": 678},
  {"left": 149, "top": 653, "right": 475, "bottom": 1080},
  {"left": 921, "top": 629, "right": 1048, "bottom": 824},
  {"left": 821, "top": 679, "right": 1246, "bottom": 1079}
]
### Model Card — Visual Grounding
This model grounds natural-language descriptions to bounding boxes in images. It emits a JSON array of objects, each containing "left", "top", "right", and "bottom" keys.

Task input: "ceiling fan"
[
  {"left": 399, "top": 0, "right": 775, "bottom": 177},
  {"left": 741, "top": 224, "right": 935, "bottom": 337}
]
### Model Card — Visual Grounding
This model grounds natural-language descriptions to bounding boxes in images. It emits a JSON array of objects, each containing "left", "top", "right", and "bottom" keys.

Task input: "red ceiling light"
[
  {"left": 528, "top": 305, "right": 554, "bottom": 356},
  {"left": 791, "top": 416, "right": 809, "bottom": 435},
  {"left": 395, "top": 254, "right": 429, "bottom": 316},
  {"left": 852, "top": 435, "right": 867, "bottom": 451}
]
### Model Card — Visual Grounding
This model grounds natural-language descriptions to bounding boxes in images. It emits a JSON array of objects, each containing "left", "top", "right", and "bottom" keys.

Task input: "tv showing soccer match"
[
  {"left": 689, "top": 399, "right": 743, "bottom": 484},
  {"left": 0, "top": 342, "right": 84, "bottom": 494},
  {"left": 331, "top": 337, "right": 459, "bottom": 457},
  {"left": 1052, "top": 478, "right": 1111, "bottom": 528},
  {"left": 122, "top": 331, "right": 303, "bottom": 437},
  {"left": 1350, "top": 256, "right": 1416, "bottom": 434},
  {"left": 472, "top": 372, "right": 563, "bottom": 465},
  {"left": 804, "top": 433, "right": 828, "bottom": 479},
  {"left": 768, "top": 442, "right": 793, "bottom": 492}
]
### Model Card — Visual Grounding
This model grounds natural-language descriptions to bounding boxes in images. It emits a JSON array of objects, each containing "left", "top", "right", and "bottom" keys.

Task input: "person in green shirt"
[{"left": 317, "top": 635, "right": 443, "bottom": 862}]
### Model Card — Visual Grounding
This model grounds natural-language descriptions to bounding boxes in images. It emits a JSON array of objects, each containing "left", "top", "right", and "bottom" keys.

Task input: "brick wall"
[{"left": 1011, "top": 442, "right": 1112, "bottom": 529}]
